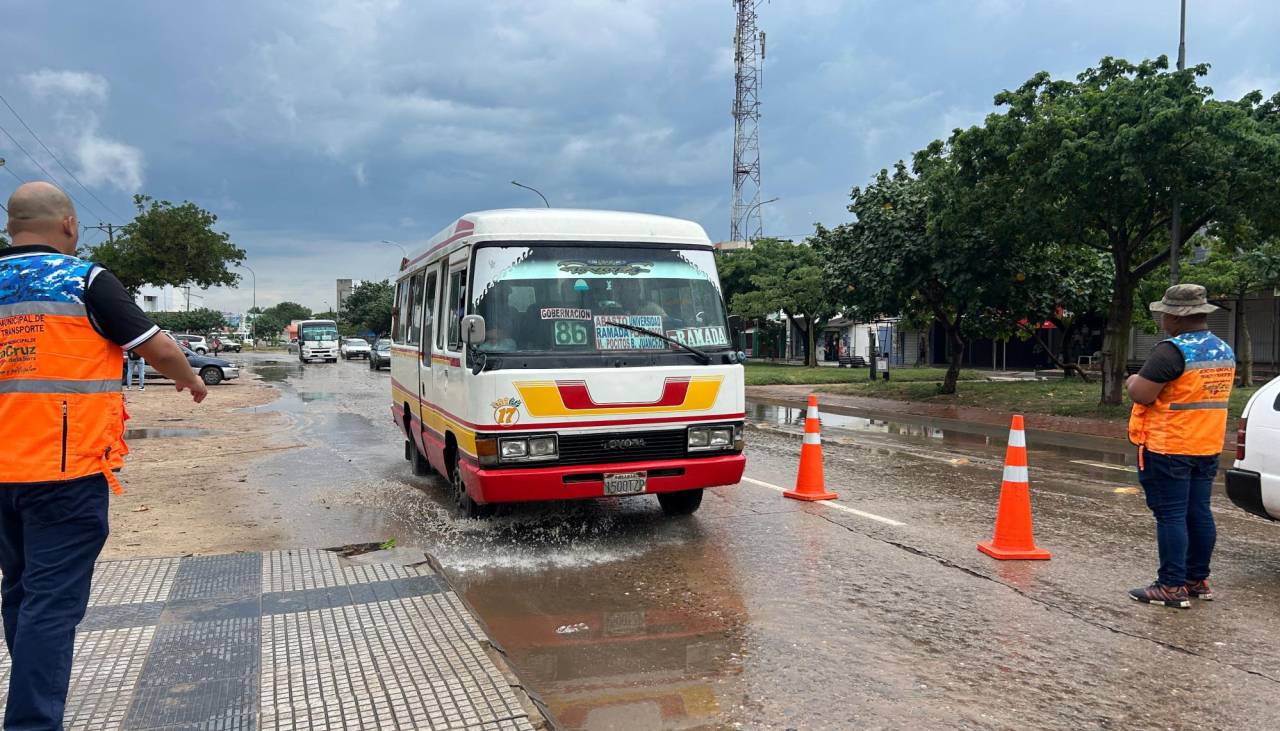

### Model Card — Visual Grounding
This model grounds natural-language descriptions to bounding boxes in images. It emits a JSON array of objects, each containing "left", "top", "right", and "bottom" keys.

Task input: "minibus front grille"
[{"left": 555, "top": 429, "right": 689, "bottom": 466}]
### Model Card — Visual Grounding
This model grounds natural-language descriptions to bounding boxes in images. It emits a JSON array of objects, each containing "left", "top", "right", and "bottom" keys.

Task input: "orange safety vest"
[
  {"left": 0, "top": 250, "right": 128, "bottom": 492},
  {"left": 1128, "top": 331, "right": 1235, "bottom": 457}
]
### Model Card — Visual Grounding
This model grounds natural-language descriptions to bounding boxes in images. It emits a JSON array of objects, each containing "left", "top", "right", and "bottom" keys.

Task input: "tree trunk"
[
  {"left": 941, "top": 322, "right": 965, "bottom": 395},
  {"left": 806, "top": 318, "right": 818, "bottom": 368},
  {"left": 1032, "top": 328, "right": 1091, "bottom": 383},
  {"left": 1237, "top": 292, "right": 1253, "bottom": 387},
  {"left": 1100, "top": 269, "right": 1135, "bottom": 405}
]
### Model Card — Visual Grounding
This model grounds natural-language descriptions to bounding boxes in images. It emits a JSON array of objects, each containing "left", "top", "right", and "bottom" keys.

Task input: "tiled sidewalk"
[{"left": 0, "top": 549, "right": 539, "bottom": 731}]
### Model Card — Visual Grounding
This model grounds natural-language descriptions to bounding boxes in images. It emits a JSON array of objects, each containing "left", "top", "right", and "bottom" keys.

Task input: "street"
[{"left": 115, "top": 353, "right": 1280, "bottom": 730}]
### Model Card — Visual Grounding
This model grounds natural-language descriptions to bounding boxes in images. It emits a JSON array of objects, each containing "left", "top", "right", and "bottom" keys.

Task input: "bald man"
[{"left": 1, "top": 182, "right": 206, "bottom": 729}]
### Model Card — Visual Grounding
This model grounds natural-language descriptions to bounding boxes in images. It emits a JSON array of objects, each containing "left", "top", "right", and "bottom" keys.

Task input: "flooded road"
[{"left": 235, "top": 353, "right": 1280, "bottom": 730}]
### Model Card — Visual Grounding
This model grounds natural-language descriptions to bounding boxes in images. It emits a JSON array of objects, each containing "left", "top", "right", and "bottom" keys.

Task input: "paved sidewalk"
[{"left": 0, "top": 548, "right": 540, "bottom": 731}]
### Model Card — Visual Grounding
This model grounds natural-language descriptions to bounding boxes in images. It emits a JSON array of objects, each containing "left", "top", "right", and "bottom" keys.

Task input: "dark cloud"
[{"left": 1, "top": 0, "right": 1276, "bottom": 311}]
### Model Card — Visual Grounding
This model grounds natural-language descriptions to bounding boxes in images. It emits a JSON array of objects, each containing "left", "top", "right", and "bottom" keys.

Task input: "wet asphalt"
[{"left": 228, "top": 352, "right": 1280, "bottom": 731}]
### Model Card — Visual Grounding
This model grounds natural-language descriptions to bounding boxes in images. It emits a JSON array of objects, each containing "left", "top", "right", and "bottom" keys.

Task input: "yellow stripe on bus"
[{"left": 515, "top": 376, "right": 722, "bottom": 417}]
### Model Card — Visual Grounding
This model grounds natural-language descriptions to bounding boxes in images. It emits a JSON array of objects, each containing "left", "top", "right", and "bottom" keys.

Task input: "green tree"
[
  {"left": 819, "top": 163, "right": 1020, "bottom": 394},
  {"left": 252, "top": 301, "right": 312, "bottom": 341},
  {"left": 342, "top": 280, "right": 394, "bottom": 337},
  {"left": 89, "top": 195, "right": 246, "bottom": 295},
  {"left": 1182, "top": 232, "right": 1280, "bottom": 385},
  {"left": 729, "top": 238, "right": 840, "bottom": 367},
  {"left": 951, "top": 56, "right": 1280, "bottom": 404},
  {"left": 148, "top": 308, "right": 227, "bottom": 334},
  {"left": 993, "top": 247, "right": 1115, "bottom": 380}
]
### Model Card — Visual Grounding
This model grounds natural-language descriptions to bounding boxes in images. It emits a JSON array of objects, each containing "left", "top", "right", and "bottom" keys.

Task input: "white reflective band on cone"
[
  {"left": 807, "top": 406, "right": 819, "bottom": 419},
  {"left": 1003, "top": 465, "right": 1029, "bottom": 483},
  {"left": 1008, "top": 430, "right": 1026, "bottom": 448},
  {"left": 803, "top": 432, "right": 821, "bottom": 445}
]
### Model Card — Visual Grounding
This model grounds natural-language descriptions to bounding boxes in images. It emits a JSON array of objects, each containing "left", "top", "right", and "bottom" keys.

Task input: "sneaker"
[
  {"left": 1128, "top": 582, "right": 1191, "bottom": 609},
  {"left": 1185, "top": 579, "right": 1214, "bottom": 601}
]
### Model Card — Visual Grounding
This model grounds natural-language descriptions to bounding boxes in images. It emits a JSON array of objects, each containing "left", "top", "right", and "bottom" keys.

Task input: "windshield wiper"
[{"left": 606, "top": 321, "right": 711, "bottom": 365}]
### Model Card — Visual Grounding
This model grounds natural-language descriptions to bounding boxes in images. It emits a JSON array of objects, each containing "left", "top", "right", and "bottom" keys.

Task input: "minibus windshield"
[
  {"left": 472, "top": 245, "right": 730, "bottom": 355},
  {"left": 301, "top": 324, "right": 337, "bottom": 341}
]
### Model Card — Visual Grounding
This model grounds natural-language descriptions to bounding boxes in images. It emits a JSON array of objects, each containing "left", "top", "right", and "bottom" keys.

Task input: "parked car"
[
  {"left": 123, "top": 341, "right": 239, "bottom": 386},
  {"left": 1227, "top": 375, "right": 1280, "bottom": 521},
  {"left": 172, "top": 333, "right": 209, "bottom": 354},
  {"left": 216, "top": 337, "right": 242, "bottom": 353},
  {"left": 369, "top": 338, "right": 392, "bottom": 370},
  {"left": 341, "top": 337, "right": 371, "bottom": 360}
]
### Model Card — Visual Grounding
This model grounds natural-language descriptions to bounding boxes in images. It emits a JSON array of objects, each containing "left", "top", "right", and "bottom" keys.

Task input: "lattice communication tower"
[{"left": 731, "top": 0, "right": 765, "bottom": 243}]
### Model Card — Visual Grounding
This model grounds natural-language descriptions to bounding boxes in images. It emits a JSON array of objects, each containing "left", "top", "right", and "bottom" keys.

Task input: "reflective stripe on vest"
[
  {"left": 0, "top": 252, "right": 128, "bottom": 489},
  {"left": 0, "top": 378, "right": 124, "bottom": 394},
  {"left": 1128, "top": 331, "right": 1235, "bottom": 456}
]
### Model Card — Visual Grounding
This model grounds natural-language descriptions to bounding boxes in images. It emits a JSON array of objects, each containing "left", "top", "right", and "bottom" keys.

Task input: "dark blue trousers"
[
  {"left": 0, "top": 475, "right": 109, "bottom": 731},
  {"left": 1137, "top": 450, "right": 1218, "bottom": 587}
]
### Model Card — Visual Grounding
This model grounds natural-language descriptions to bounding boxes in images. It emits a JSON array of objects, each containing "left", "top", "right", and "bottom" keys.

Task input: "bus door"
[
  {"left": 417, "top": 269, "right": 438, "bottom": 407},
  {"left": 434, "top": 253, "right": 469, "bottom": 431}
]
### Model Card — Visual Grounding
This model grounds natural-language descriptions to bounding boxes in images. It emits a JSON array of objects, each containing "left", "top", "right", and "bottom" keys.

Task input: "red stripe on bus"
[{"left": 389, "top": 378, "right": 741, "bottom": 431}]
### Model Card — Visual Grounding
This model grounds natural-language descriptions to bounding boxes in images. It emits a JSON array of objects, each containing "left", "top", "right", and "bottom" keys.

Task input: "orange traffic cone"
[
  {"left": 785, "top": 394, "right": 838, "bottom": 501},
  {"left": 978, "top": 415, "right": 1051, "bottom": 560}
]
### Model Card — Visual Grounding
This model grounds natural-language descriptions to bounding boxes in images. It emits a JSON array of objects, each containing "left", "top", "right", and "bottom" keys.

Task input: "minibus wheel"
[
  {"left": 451, "top": 454, "right": 493, "bottom": 519},
  {"left": 657, "top": 489, "right": 703, "bottom": 516}
]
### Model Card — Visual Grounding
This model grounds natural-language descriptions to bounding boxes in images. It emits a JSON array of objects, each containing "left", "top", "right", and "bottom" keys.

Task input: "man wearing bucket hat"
[{"left": 1126, "top": 284, "right": 1235, "bottom": 608}]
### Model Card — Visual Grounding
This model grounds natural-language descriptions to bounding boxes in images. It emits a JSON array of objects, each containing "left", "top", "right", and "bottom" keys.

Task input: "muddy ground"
[{"left": 104, "top": 372, "right": 292, "bottom": 559}]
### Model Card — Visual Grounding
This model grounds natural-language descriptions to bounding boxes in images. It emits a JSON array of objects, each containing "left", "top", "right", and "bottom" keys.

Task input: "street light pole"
[
  {"left": 511, "top": 180, "right": 550, "bottom": 208},
  {"left": 380, "top": 239, "right": 408, "bottom": 257},
  {"left": 235, "top": 262, "right": 256, "bottom": 312},
  {"left": 742, "top": 197, "right": 779, "bottom": 241},
  {"left": 1170, "top": 0, "right": 1187, "bottom": 285}
]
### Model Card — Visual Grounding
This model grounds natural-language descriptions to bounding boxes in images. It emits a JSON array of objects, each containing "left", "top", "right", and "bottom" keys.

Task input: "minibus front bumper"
[{"left": 459, "top": 454, "right": 745, "bottom": 504}]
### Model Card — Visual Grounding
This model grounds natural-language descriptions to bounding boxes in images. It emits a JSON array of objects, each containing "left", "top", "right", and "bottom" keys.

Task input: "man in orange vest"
[
  {"left": 1, "top": 182, "right": 207, "bottom": 728},
  {"left": 1127, "top": 284, "right": 1235, "bottom": 609}
]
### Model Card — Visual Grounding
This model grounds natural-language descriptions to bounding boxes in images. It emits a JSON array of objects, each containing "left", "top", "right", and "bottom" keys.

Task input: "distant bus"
[
  {"left": 389, "top": 209, "right": 746, "bottom": 518},
  {"left": 297, "top": 319, "right": 339, "bottom": 363}
]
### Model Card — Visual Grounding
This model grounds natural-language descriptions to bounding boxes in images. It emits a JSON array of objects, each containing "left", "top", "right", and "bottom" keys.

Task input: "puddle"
[
  {"left": 747, "top": 402, "right": 985, "bottom": 444},
  {"left": 254, "top": 365, "right": 301, "bottom": 383},
  {"left": 745, "top": 400, "right": 1151, "bottom": 482},
  {"left": 298, "top": 392, "right": 337, "bottom": 403},
  {"left": 124, "top": 427, "right": 210, "bottom": 439}
]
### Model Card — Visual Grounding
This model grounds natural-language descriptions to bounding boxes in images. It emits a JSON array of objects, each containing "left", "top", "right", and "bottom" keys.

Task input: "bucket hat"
[{"left": 1149, "top": 283, "right": 1219, "bottom": 316}]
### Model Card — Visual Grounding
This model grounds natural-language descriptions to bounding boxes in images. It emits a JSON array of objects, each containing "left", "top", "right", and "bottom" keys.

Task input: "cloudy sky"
[{"left": 2, "top": 0, "right": 1277, "bottom": 314}]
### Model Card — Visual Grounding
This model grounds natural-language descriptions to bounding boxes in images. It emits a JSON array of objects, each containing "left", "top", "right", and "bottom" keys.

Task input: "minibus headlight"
[
  {"left": 689, "top": 424, "right": 744, "bottom": 452},
  {"left": 708, "top": 427, "right": 733, "bottom": 447},
  {"left": 497, "top": 435, "right": 558, "bottom": 463},
  {"left": 688, "top": 428, "right": 710, "bottom": 449},
  {"left": 528, "top": 436, "right": 558, "bottom": 459}
]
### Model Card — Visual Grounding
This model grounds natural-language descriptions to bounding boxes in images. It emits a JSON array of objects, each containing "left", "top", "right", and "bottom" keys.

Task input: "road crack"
[{"left": 812, "top": 511, "right": 1280, "bottom": 687}]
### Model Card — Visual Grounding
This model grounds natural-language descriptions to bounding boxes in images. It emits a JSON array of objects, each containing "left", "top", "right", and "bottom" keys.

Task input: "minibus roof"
[{"left": 401, "top": 209, "right": 712, "bottom": 272}]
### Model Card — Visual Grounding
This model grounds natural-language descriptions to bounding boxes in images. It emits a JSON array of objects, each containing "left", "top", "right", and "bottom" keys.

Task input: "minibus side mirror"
[
  {"left": 462, "top": 315, "right": 486, "bottom": 345},
  {"left": 462, "top": 315, "right": 487, "bottom": 375}
]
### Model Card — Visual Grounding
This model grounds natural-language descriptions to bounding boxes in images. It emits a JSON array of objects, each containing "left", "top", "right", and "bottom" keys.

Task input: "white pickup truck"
[{"left": 1227, "top": 375, "right": 1280, "bottom": 521}]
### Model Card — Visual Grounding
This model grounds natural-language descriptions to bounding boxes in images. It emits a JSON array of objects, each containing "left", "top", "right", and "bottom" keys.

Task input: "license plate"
[{"left": 603, "top": 472, "right": 647, "bottom": 496}]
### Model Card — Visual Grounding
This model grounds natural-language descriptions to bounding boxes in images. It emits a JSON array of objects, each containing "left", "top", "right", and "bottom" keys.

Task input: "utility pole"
[
  {"left": 731, "top": 0, "right": 765, "bottom": 244},
  {"left": 1169, "top": 0, "right": 1187, "bottom": 285},
  {"left": 84, "top": 222, "right": 118, "bottom": 242}
]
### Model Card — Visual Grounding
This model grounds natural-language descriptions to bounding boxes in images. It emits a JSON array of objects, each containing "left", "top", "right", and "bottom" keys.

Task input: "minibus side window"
[
  {"left": 407, "top": 273, "right": 424, "bottom": 346},
  {"left": 436, "top": 263, "right": 449, "bottom": 351},
  {"left": 446, "top": 267, "right": 467, "bottom": 351},
  {"left": 393, "top": 280, "right": 409, "bottom": 343},
  {"left": 421, "top": 271, "right": 437, "bottom": 362}
]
